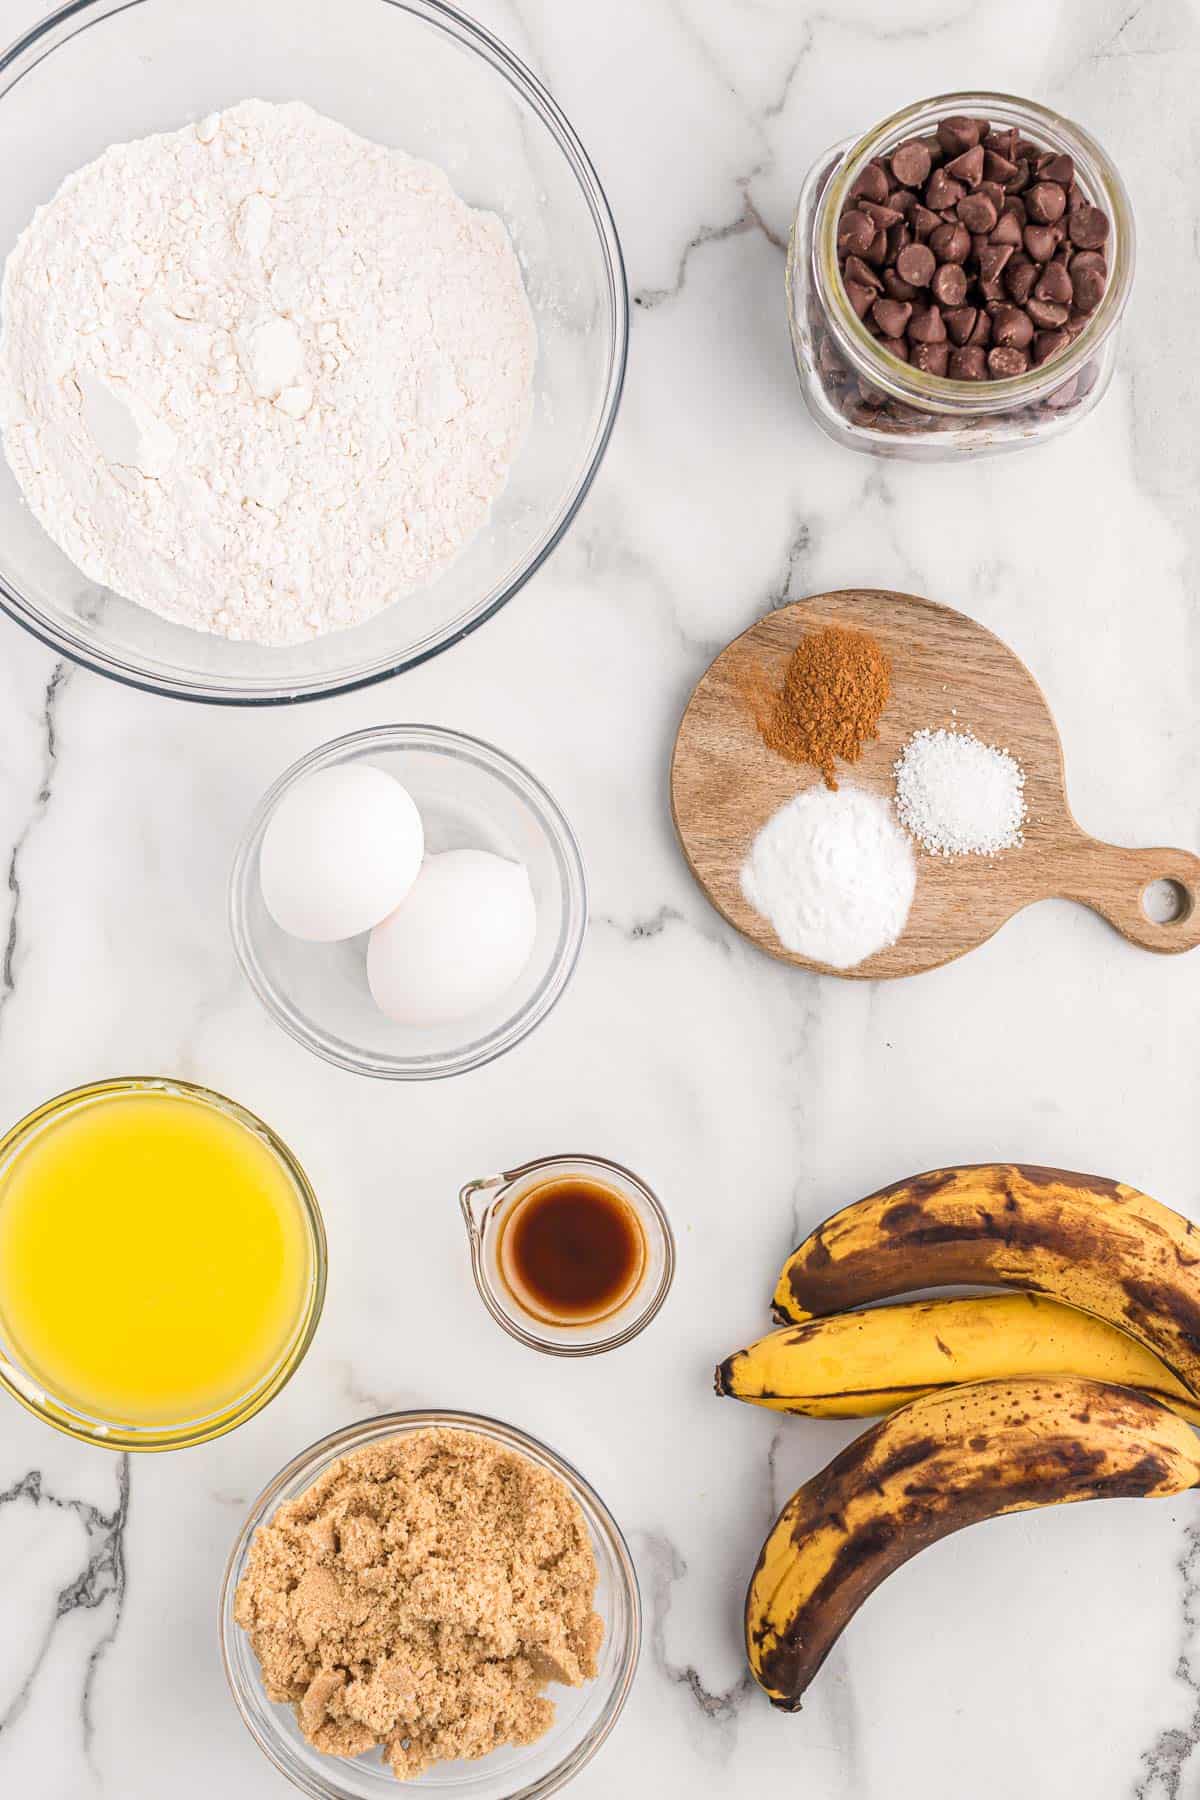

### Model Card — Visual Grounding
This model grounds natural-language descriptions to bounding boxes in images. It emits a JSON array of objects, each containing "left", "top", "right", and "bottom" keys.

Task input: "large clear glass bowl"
[
  {"left": 0, "top": 0, "right": 627, "bottom": 702},
  {"left": 220, "top": 1410, "right": 641, "bottom": 1799}
]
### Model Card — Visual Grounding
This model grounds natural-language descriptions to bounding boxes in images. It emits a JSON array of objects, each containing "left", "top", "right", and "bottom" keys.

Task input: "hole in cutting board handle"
[{"left": 1141, "top": 878, "right": 1194, "bottom": 927}]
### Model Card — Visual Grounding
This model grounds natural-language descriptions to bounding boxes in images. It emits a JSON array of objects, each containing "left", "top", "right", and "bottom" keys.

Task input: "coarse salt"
[{"left": 894, "top": 727, "right": 1026, "bottom": 857}]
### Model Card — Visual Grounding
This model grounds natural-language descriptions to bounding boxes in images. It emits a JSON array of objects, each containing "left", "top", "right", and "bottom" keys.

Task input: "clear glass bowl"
[
  {"left": 786, "top": 91, "right": 1135, "bottom": 458},
  {"left": 0, "top": 1076, "right": 326, "bottom": 1452},
  {"left": 460, "top": 1154, "right": 675, "bottom": 1355},
  {"left": 220, "top": 1410, "right": 641, "bottom": 1799},
  {"left": 0, "top": 0, "right": 627, "bottom": 702},
  {"left": 229, "top": 726, "right": 588, "bottom": 1078}
]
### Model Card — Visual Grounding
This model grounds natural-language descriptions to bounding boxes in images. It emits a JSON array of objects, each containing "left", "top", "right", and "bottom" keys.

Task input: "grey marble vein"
[
  {"left": 0, "top": 1457, "right": 130, "bottom": 1757},
  {"left": 634, "top": 190, "right": 785, "bottom": 311},
  {"left": 0, "top": 660, "right": 68, "bottom": 1036},
  {"left": 639, "top": 1529, "right": 755, "bottom": 1736},
  {"left": 1135, "top": 1521, "right": 1200, "bottom": 1800}
]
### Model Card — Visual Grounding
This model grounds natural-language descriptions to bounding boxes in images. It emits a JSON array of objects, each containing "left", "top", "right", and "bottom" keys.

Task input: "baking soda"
[{"left": 740, "top": 784, "right": 916, "bottom": 969}]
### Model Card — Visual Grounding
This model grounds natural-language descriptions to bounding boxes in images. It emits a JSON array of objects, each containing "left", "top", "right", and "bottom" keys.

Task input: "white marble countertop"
[{"left": 1, "top": 1, "right": 1199, "bottom": 1796}]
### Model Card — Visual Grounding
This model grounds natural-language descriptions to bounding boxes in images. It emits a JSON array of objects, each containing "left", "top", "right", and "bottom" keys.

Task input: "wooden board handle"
[{"left": 1057, "top": 838, "right": 1200, "bottom": 955}]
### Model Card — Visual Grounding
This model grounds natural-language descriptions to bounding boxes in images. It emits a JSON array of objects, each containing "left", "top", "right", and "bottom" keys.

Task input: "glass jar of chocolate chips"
[{"left": 786, "top": 92, "right": 1134, "bottom": 458}]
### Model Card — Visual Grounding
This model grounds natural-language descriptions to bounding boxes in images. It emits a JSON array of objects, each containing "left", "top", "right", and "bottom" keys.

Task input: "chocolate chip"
[
  {"left": 967, "top": 310, "right": 992, "bottom": 347},
  {"left": 1006, "top": 160, "right": 1032, "bottom": 194},
  {"left": 1023, "top": 223, "right": 1059, "bottom": 262},
  {"left": 888, "top": 188, "right": 916, "bottom": 217},
  {"left": 925, "top": 168, "right": 966, "bottom": 210},
  {"left": 1026, "top": 181, "right": 1067, "bottom": 224},
  {"left": 929, "top": 221, "right": 971, "bottom": 263},
  {"left": 863, "top": 228, "right": 889, "bottom": 266},
  {"left": 910, "top": 203, "right": 941, "bottom": 240},
  {"left": 872, "top": 296, "right": 913, "bottom": 337},
  {"left": 988, "top": 345, "right": 1028, "bottom": 377},
  {"left": 1037, "top": 152, "right": 1075, "bottom": 187},
  {"left": 1042, "top": 374, "right": 1079, "bottom": 408},
  {"left": 1033, "top": 328, "right": 1072, "bottom": 365},
  {"left": 886, "top": 221, "right": 912, "bottom": 262},
  {"left": 920, "top": 134, "right": 945, "bottom": 165},
  {"left": 838, "top": 209, "right": 875, "bottom": 256},
  {"left": 895, "top": 242, "right": 936, "bottom": 287},
  {"left": 944, "top": 144, "right": 984, "bottom": 187},
  {"left": 1034, "top": 261, "right": 1073, "bottom": 305},
  {"left": 1068, "top": 204, "right": 1110, "bottom": 249},
  {"left": 944, "top": 304, "right": 978, "bottom": 345},
  {"left": 910, "top": 341, "right": 950, "bottom": 375},
  {"left": 983, "top": 150, "right": 1018, "bottom": 185},
  {"left": 883, "top": 269, "right": 919, "bottom": 300},
  {"left": 908, "top": 303, "right": 947, "bottom": 344},
  {"left": 931, "top": 262, "right": 969, "bottom": 306},
  {"left": 1071, "top": 264, "right": 1106, "bottom": 312},
  {"left": 991, "top": 304, "right": 1035, "bottom": 349},
  {"left": 817, "top": 335, "right": 846, "bottom": 377},
  {"left": 937, "top": 115, "right": 981, "bottom": 156},
  {"left": 978, "top": 180, "right": 1007, "bottom": 213},
  {"left": 859, "top": 199, "right": 904, "bottom": 231},
  {"left": 890, "top": 139, "right": 933, "bottom": 188},
  {"left": 844, "top": 254, "right": 883, "bottom": 291},
  {"left": 844, "top": 279, "right": 876, "bottom": 319},
  {"left": 1004, "top": 254, "right": 1038, "bottom": 302},
  {"left": 977, "top": 242, "right": 1014, "bottom": 295},
  {"left": 1002, "top": 195, "right": 1028, "bottom": 225},
  {"left": 958, "top": 192, "right": 998, "bottom": 233},
  {"left": 990, "top": 211, "right": 1023, "bottom": 248},
  {"left": 878, "top": 335, "right": 910, "bottom": 362},
  {"left": 983, "top": 127, "right": 1018, "bottom": 161},
  {"left": 1026, "top": 296, "right": 1071, "bottom": 328},
  {"left": 949, "top": 345, "right": 988, "bottom": 379},
  {"left": 850, "top": 160, "right": 891, "bottom": 204}
]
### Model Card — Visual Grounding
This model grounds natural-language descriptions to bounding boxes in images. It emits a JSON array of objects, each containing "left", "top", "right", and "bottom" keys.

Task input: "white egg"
[
  {"left": 367, "top": 849, "right": 538, "bottom": 1027},
  {"left": 260, "top": 764, "right": 424, "bottom": 941}
]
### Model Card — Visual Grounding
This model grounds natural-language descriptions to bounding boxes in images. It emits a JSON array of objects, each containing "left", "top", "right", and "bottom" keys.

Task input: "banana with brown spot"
[
  {"left": 746, "top": 1375, "right": 1200, "bottom": 1710},
  {"left": 772, "top": 1164, "right": 1200, "bottom": 1398},
  {"left": 717, "top": 1292, "right": 1200, "bottom": 1425}
]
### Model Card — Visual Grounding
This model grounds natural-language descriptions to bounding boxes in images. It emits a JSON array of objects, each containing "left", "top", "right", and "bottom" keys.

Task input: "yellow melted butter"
[{"left": 0, "top": 1088, "right": 312, "bottom": 1426}]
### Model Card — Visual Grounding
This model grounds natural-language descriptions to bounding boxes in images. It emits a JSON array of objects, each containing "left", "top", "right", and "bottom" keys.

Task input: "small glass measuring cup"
[{"left": 459, "top": 1154, "right": 675, "bottom": 1355}]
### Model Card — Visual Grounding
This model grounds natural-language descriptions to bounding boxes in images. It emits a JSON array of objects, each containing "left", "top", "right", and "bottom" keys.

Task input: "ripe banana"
[
  {"left": 772, "top": 1164, "right": 1200, "bottom": 1399},
  {"left": 746, "top": 1375, "right": 1200, "bottom": 1710},
  {"left": 717, "top": 1293, "right": 1200, "bottom": 1425}
]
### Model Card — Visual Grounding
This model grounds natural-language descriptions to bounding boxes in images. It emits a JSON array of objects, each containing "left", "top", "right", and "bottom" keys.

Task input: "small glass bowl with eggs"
[{"left": 229, "top": 727, "right": 587, "bottom": 1079}]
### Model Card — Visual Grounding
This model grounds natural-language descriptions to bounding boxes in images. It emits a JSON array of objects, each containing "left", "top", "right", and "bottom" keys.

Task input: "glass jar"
[{"left": 786, "top": 92, "right": 1135, "bottom": 458}]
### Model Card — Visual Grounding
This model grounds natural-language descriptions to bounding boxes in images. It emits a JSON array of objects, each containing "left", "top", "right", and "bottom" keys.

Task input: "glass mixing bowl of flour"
[{"left": 0, "top": 0, "right": 626, "bottom": 702}]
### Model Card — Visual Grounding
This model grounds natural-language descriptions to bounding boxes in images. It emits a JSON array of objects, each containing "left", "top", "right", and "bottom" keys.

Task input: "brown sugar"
[
  {"left": 233, "top": 1428, "right": 603, "bottom": 1781},
  {"left": 755, "top": 624, "right": 891, "bottom": 788}
]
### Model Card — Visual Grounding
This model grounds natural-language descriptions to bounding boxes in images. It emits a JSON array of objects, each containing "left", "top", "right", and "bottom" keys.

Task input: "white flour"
[
  {"left": 741, "top": 784, "right": 916, "bottom": 969},
  {"left": 0, "top": 100, "right": 535, "bottom": 645}
]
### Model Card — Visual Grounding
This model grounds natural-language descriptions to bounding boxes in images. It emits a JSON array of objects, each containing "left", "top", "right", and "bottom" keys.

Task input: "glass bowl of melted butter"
[{"left": 0, "top": 1076, "right": 326, "bottom": 1451}]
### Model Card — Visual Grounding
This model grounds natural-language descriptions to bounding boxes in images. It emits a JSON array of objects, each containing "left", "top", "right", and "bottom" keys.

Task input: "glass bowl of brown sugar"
[{"left": 220, "top": 1409, "right": 641, "bottom": 1798}]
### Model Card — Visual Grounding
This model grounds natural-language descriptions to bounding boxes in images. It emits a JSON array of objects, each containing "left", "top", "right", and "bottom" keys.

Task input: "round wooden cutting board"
[{"left": 670, "top": 590, "right": 1200, "bottom": 979}]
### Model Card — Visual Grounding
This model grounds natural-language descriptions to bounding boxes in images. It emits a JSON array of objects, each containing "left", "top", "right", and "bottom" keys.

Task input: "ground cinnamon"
[{"left": 757, "top": 625, "right": 890, "bottom": 788}]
